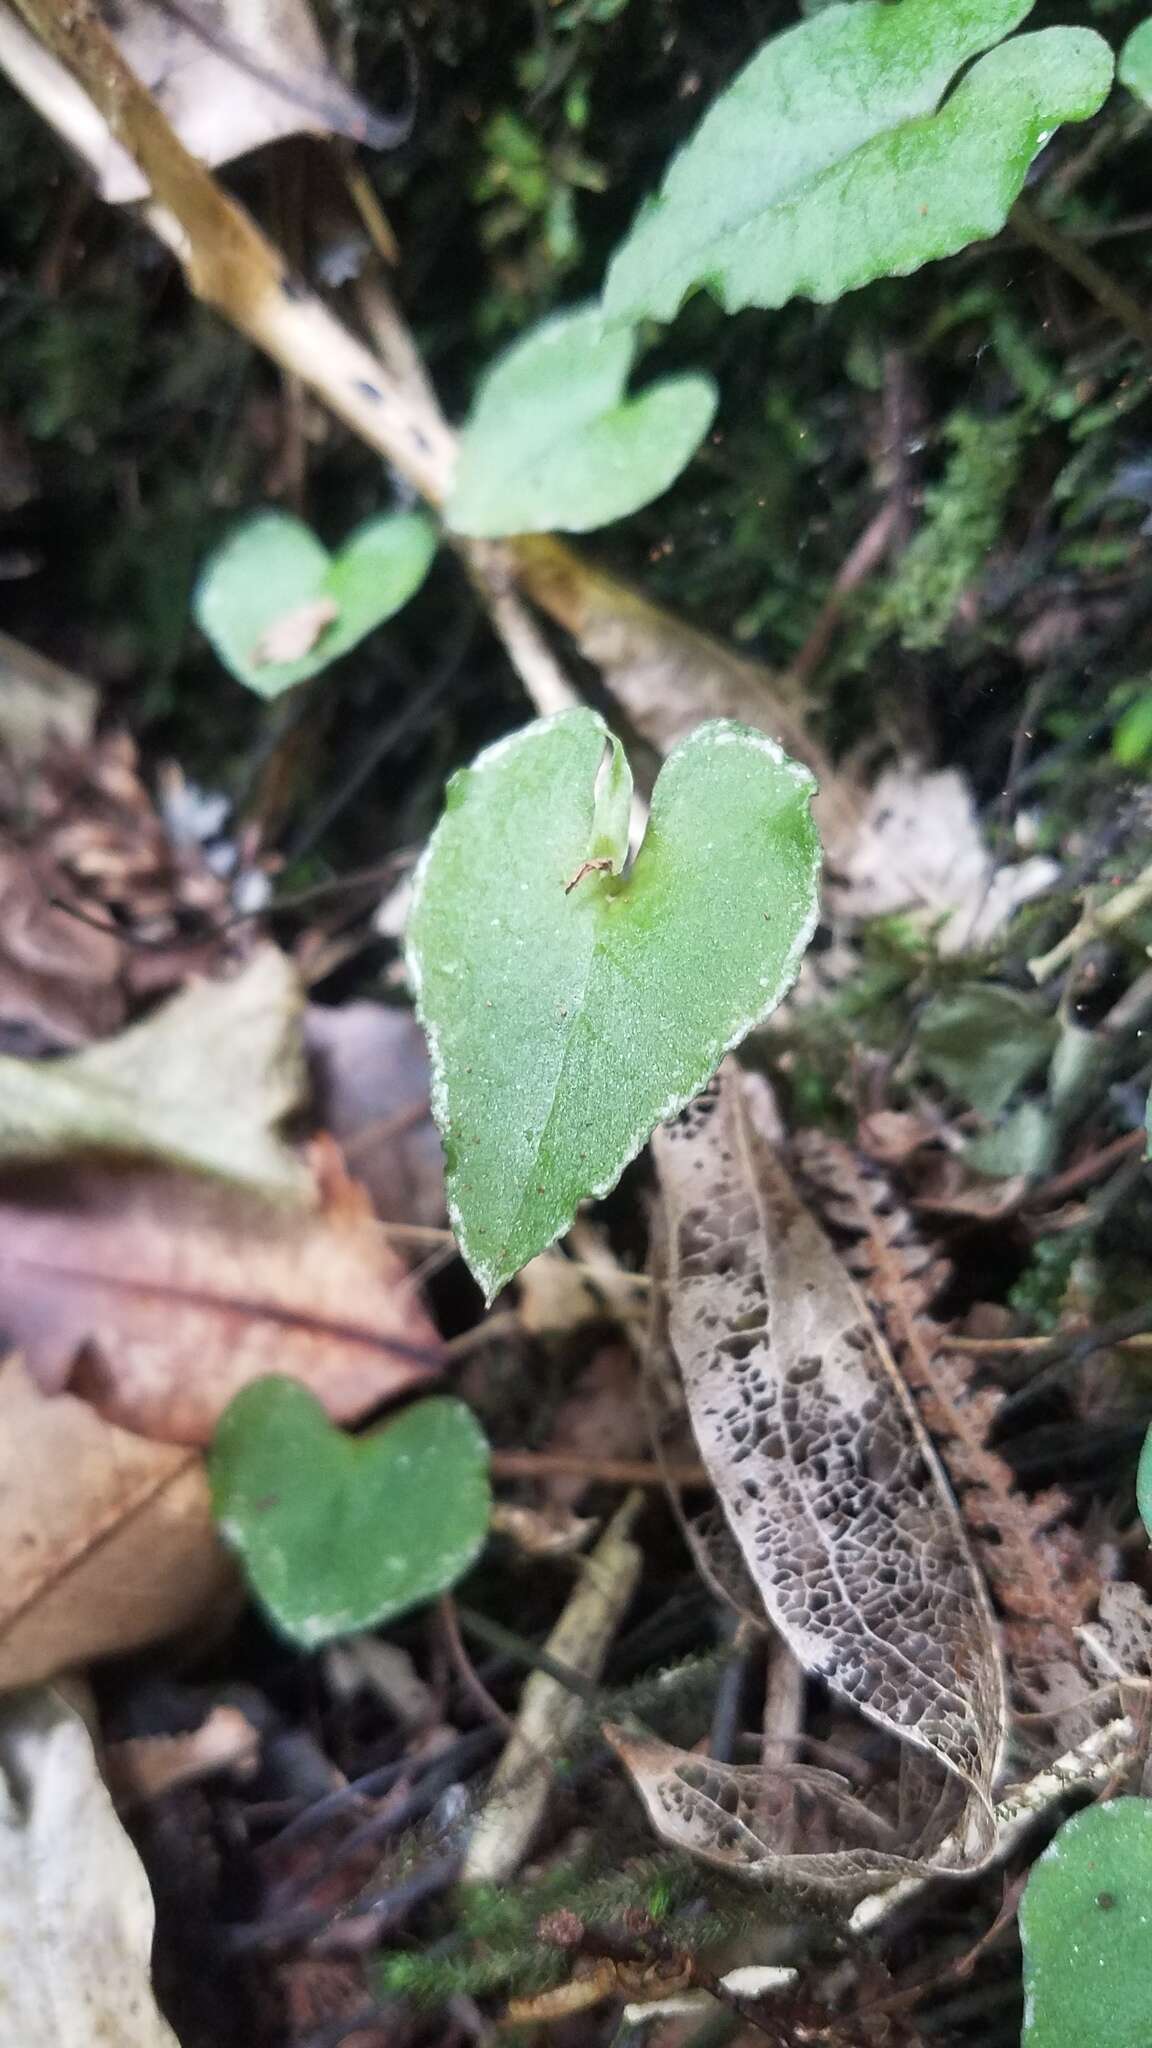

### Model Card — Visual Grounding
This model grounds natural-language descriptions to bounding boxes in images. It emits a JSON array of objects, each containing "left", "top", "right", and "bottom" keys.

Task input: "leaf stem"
[{"left": 1010, "top": 197, "right": 1152, "bottom": 356}]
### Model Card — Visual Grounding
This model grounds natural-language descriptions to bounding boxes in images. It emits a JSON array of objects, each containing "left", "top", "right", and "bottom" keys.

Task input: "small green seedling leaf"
[
  {"left": 446, "top": 306, "right": 717, "bottom": 537},
  {"left": 1120, "top": 20, "right": 1152, "bottom": 106},
  {"left": 1137, "top": 1418, "right": 1152, "bottom": 1534},
  {"left": 209, "top": 1379, "right": 490, "bottom": 1648},
  {"left": 194, "top": 510, "right": 437, "bottom": 697},
  {"left": 604, "top": 0, "right": 1113, "bottom": 325},
  {"left": 917, "top": 983, "right": 1056, "bottom": 1118},
  {"left": 407, "top": 709, "right": 820, "bottom": 1300},
  {"left": 1021, "top": 1800, "right": 1152, "bottom": 2048}
]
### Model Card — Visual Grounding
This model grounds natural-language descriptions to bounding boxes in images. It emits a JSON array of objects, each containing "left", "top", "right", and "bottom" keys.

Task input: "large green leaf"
[
  {"left": 604, "top": 0, "right": 1113, "bottom": 325},
  {"left": 406, "top": 710, "right": 820, "bottom": 1300},
  {"left": 210, "top": 1379, "right": 491, "bottom": 1648},
  {"left": 1021, "top": 1800, "right": 1152, "bottom": 2048},
  {"left": 445, "top": 307, "right": 717, "bottom": 537},
  {"left": 1120, "top": 20, "right": 1152, "bottom": 106},
  {"left": 194, "top": 510, "right": 437, "bottom": 697}
]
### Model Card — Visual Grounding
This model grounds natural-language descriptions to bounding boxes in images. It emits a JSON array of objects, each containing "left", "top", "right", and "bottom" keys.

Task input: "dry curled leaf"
[
  {"left": 644, "top": 1064, "right": 1005, "bottom": 1877},
  {"left": 0, "top": 1686, "right": 181, "bottom": 2044},
  {"left": 0, "top": 0, "right": 400, "bottom": 205},
  {"left": 0, "top": 1147, "right": 442, "bottom": 1446},
  {"left": 252, "top": 592, "right": 340, "bottom": 667},
  {"left": 795, "top": 1134, "right": 1098, "bottom": 1707},
  {"left": 0, "top": 1357, "right": 230, "bottom": 1690}
]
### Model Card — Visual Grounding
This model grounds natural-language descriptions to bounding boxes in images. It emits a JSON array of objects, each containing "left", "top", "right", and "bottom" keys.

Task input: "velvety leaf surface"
[
  {"left": 1021, "top": 1801, "right": 1152, "bottom": 2048},
  {"left": 604, "top": 0, "right": 1113, "bottom": 323},
  {"left": 1120, "top": 19, "right": 1152, "bottom": 105},
  {"left": 194, "top": 509, "right": 437, "bottom": 696},
  {"left": 406, "top": 710, "right": 820, "bottom": 1299},
  {"left": 210, "top": 1379, "right": 491, "bottom": 1648},
  {"left": 446, "top": 307, "right": 716, "bottom": 536}
]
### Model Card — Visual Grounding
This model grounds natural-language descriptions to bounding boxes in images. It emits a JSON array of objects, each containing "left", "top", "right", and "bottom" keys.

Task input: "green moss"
[{"left": 873, "top": 409, "right": 1029, "bottom": 651}]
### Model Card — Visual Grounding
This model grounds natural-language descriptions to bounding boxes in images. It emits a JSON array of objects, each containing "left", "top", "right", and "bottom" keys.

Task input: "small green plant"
[
  {"left": 209, "top": 1377, "right": 490, "bottom": 1647},
  {"left": 194, "top": 509, "right": 437, "bottom": 697},
  {"left": 194, "top": 0, "right": 1123, "bottom": 1641},
  {"left": 405, "top": 709, "right": 820, "bottom": 1298},
  {"left": 1119, "top": 16, "right": 1152, "bottom": 103},
  {"left": 1020, "top": 1801, "right": 1152, "bottom": 2047}
]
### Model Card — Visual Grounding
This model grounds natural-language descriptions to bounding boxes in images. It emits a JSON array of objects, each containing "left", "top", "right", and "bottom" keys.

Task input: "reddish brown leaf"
[
  {"left": 0, "top": 1149, "right": 442, "bottom": 1446},
  {"left": 0, "top": 1356, "right": 231, "bottom": 1689}
]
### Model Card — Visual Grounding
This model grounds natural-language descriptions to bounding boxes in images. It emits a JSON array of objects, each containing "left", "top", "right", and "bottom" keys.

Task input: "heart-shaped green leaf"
[
  {"left": 407, "top": 710, "right": 820, "bottom": 1300},
  {"left": 1021, "top": 1800, "right": 1152, "bottom": 2048},
  {"left": 194, "top": 510, "right": 438, "bottom": 698},
  {"left": 604, "top": 0, "right": 1113, "bottom": 325},
  {"left": 445, "top": 306, "right": 717, "bottom": 537},
  {"left": 1120, "top": 20, "right": 1152, "bottom": 106},
  {"left": 209, "top": 1379, "right": 491, "bottom": 1648}
]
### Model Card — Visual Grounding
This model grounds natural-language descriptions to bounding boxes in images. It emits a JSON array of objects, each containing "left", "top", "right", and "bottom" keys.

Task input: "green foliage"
[
  {"left": 871, "top": 409, "right": 1027, "bottom": 649},
  {"left": 446, "top": 306, "right": 716, "bottom": 536},
  {"left": 1113, "top": 689, "right": 1152, "bottom": 767},
  {"left": 406, "top": 709, "right": 820, "bottom": 1299},
  {"left": 209, "top": 1379, "right": 491, "bottom": 1648},
  {"left": 1021, "top": 1800, "right": 1152, "bottom": 2048},
  {"left": 1119, "top": 18, "right": 1152, "bottom": 104},
  {"left": 603, "top": 0, "right": 1113, "bottom": 324},
  {"left": 377, "top": 1851, "right": 740, "bottom": 2008},
  {"left": 1009, "top": 1232, "right": 1085, "bottom": 1330},
  {"left": 916, "top": 983, "right": 1056, "bottom": 1116},
  {"left": 193, "top": 510, "right": 438, "bottom": 697}
]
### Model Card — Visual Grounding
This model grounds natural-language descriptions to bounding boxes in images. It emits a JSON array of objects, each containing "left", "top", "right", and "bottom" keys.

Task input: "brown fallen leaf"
[
  {"left": 0, "top": 1146, "right": 443, "bottom": 1446},
  {"left": 0, "top": 1356, "right": 230, "bottom": 1690},
  {"left": 105, "top": 1703, "right": 262, "bottom": 1807},
  {"left": 252, "top": 593, "right": 340, "bottom": 668},
  {"left": 305, "top": 1001, "right": 445, "bottom": 1228}
]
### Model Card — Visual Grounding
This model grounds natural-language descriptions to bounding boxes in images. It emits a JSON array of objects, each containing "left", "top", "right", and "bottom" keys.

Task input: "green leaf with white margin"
[
  {"left": 194, "top": 509, "right": 438, "bottom": 697},
  {"left": 406, "top": 709, "right": 820, "bottom": 1300},
  {"left": 604, "top": 0, "right": 1113, "bottom": 325},
  {"left": 210, "top": 1379, "right": 491, "bottom": 1648},
  {"left": 446, "top": 306, "right": 717, "bottom": 537},
  {"left": 1021, "top": 1800, "right": 1152, "bottom": 2048},
  {"left": 1120, "top": 19, "right": 1152, "bottom": 106}
]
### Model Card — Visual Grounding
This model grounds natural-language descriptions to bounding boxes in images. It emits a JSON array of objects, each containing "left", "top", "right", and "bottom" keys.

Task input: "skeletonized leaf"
[
  {"left": 604, "top": 0, "right": 1112, "bottom": 324},
  {"left": 650, "top": 1065, "right": 1005, "bottom": 1845},
  {"left": 0, "top": 1686, "right": 181, "bottom": 2043}
]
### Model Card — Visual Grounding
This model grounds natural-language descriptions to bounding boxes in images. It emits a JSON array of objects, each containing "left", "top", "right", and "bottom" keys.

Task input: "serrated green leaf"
[
  {"left": 446, "top": 306, "right": 717, "bottom": 537},
  {"left": 917, "top": 983, "right": 1056, "bottom": 1117},
  {"left": 209, "top": 1380, "right": 491, "bottom": 1649},
  {"left": 406, "top": 709, "right": 820, "bottom": 1299},
  {"left": 604, "top": 0, "right": 1113, "bottom": 324},
  {"left": 1021, "top": 1800, "right": 1152, "bottom": 2048},
  {"left": 194, "top": 510, "right": 438, "bottom": 697},
  {"left": 1120, "top": 20, "right": 1152, "bottom": 107}
]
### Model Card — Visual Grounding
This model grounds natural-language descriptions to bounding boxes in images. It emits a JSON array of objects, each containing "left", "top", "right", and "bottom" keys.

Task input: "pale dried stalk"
[{"left": 462, "top": 1490, "right": 643, "bottom": 1884}]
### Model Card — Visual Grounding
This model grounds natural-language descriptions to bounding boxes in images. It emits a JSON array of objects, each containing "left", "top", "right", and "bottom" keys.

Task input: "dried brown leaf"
[
  {"left": 652, "top": 1067, "right": 1005, "bottom": 1846},
  {"left": 0, "top": 1148, "right": 442, "bottom": 1446},
  {"left": 794, "top": 1135, "right": 1098, "bottom": 1675},
  {"left": 253, "top": 593, "right": 340, "bottom": 667},
  {"left": 0, "top": 1357, "right": 230, "bottom": 1689}
]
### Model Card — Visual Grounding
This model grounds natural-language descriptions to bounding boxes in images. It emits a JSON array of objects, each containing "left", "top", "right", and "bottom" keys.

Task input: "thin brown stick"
[
  {"left": 785, "top": 498, "right": 900, "bottom": 689},
  {"left": 435, "top": 1593, "right": 515, "bottom": 1735},
  {"left": 1011, "top": 196, "right": 1152, "bottom": 357},
  {"left": 490, "top": 1448, "right": 705, "bottom": 1488}
]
